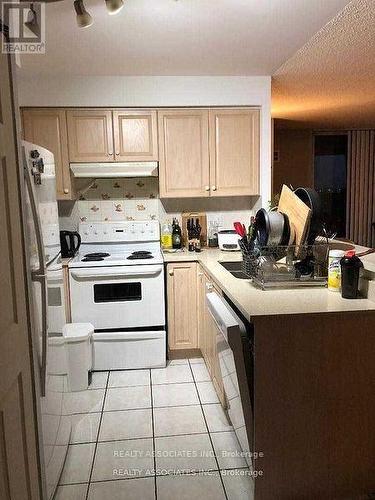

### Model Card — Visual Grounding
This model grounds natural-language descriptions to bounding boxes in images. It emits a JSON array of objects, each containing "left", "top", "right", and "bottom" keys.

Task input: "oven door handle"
[{"left": 70, "top": 266, "right": 163, "bottom": 280}]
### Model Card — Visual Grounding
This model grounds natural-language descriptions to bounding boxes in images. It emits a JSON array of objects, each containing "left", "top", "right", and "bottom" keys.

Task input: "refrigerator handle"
[
  {"left": 31, "top": 272, "right": 48, "bottom": 397},
  {"left": 24, "top": 148, "right": 48, "bottom": 396}
]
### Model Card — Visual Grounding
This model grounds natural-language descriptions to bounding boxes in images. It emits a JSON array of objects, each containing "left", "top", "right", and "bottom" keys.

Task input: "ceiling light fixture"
[
  {"left": 105, "top": 0, "right": 124, "bottom": 16},
  {"left": 74, "top": 0, "right": 93, "bottom": 28}
]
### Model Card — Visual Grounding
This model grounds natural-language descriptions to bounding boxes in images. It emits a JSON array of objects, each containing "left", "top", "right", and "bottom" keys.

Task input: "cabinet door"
[
  {"left": 67, "top": 109, "right": 114, "bottom": 162},
  {"left": 113, "top": 109, "right": 158, "bottom": 161},
  {"left": 158, "top": 109, "right": 210, "bottom": 198},
  {"left": 209, "top": 108, "right": 260, "bottom": 196},
  {"left": 167, "top": 262, "right": 198, "bottom": 350},
  {"left": 22, "top": 108, "right": 74, "bottom": 200}
]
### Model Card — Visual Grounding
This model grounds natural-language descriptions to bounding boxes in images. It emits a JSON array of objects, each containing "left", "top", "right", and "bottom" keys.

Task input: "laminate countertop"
[{"left": 163, "top": 248, "right": 375, "bottom": 321}]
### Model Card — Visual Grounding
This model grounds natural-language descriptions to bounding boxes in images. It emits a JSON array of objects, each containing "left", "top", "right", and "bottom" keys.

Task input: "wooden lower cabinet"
[
  {"left": 166, "top": 262, "right": 225, "bottom": 405},
  {"left": 167, "top": 262, "right": 198, "bottom": 350},
  {"left": 197, "top": 266, "right": 225, "bottom": 406}
]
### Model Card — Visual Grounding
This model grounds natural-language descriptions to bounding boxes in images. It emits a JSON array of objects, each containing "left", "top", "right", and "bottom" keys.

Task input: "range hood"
[{"left": 70, "top": 162, "right": 158, "bottom": 178}]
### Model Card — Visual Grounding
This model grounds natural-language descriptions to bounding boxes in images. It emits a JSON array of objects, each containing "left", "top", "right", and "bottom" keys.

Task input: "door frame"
[{"left": 0, "top": 21, "right": 43, "bottom": 499}]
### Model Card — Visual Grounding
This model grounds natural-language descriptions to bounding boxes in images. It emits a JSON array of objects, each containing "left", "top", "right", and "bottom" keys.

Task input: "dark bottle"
[
  {"left": 340, "top": 250, "right": 363, "bottom": 299},
  {"left": 172, "top": 219, "right": 182, "bottom": 249}
]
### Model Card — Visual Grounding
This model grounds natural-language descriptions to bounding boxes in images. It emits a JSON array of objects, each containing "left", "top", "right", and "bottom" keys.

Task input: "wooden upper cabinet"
[
  {"left": 158, "top": 109, "right": 210, "bottom": 198},
  {"left": 22, "top": 108, "right": 74, "bottom": 200},
  {"left": 67, "top": 109, "right": 114, "bottom": 162},
  {"left": 113, "top": 110, "right": 158, "bottom": 161},
  {"left": 209, "top": 108, "right": 260, "bottom": 196}
]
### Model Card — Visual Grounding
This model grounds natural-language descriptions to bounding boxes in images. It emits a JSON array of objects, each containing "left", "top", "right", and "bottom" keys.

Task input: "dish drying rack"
[{"left": 239, "top": 242, "right": 329, "bottom": 290}]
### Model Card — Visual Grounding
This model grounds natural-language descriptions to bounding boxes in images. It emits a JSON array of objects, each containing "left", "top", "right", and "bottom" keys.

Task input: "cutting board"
[
  {"left": 277, "top": 185, "right": 311, "bottom": 246},
  {"left": 182, "top": 212, "right": 207, "bottom": 247}
]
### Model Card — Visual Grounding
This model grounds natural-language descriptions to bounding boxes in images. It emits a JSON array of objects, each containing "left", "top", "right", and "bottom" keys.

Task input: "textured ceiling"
[
  {"left": 272, "top": 0, "right": 375, "bottom": 129},
  {"left": 19, "top": 0, "right": 349, "bottom": 76}
]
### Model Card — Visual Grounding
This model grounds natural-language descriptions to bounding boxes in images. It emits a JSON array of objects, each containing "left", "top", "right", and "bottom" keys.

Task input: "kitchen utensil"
[
  {"left": 280, "top": 212, "right": 291, "bottom": 246},
  {"left": 294, "top": 255, "right": 315, "bottom": 277},
  {"left": 208, "top": 221, "right": 219, "bottom": 248},
  {"left": 277, "top": 184, "right": 311, "bottom": 247},
  {"left": 234, "top": 221, "right": 246, "bottom": 238},
  {"left": 294, "top": 187, "right": 322, "bottom": 244},
  {"left": 255, "top": 208, "right": 286, "bottom": 246},
  {"left": 248, "top": 216, "right": 256, "bottom": 242},
  {"left": 182, "top": 212, "right": 207, "bottom": 246},
  {"left": 60, "top": 230, "right": 81, "bottom": 258}
]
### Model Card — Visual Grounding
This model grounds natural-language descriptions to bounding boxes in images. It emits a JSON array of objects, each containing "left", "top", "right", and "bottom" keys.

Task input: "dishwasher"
[{"left": 206, "top": 291, "right": 254, "bottom": 467}]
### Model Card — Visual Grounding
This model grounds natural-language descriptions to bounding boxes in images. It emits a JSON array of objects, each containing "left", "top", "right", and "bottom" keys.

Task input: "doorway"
[{"left": 314, "top": 134, "right": 348, "bottom": 238}]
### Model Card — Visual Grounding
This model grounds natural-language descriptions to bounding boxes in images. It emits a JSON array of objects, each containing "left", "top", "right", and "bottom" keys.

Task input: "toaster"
[{"left": 218, "top": 230, "right": 241, "bottom": 251}]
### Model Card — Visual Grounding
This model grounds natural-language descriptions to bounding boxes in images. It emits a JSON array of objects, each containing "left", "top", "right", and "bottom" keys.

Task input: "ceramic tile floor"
[{"left": 55, "top": 357, "right": 254, "bottom": 500}]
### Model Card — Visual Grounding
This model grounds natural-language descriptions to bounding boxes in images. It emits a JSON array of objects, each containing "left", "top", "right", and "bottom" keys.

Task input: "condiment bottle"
[
  {"left": 161, "top": 221, "right": 172, "bottom": 250},
  {"left": 172, "top": 219, "right": 182, "bottom": 249}
]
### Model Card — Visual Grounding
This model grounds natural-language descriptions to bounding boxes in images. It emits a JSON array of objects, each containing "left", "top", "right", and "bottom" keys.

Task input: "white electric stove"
[{"left": 68, "top": 221, "right": 166, "bottom": 370}]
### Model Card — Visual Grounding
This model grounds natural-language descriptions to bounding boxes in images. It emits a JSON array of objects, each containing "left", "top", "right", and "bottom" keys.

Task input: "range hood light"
[
  {"left": 70, "top": 162, "right": 158, "bottom": 178},
  {"left": 74, "top": 0, "right": 93, "bottom": 28},
  {"left": 105, "top": 0, "right": 124, "bottom": 15}
]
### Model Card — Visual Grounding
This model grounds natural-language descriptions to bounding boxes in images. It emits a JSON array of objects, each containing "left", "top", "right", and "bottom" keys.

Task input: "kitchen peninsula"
[{"left": 164, "top": 247, "right": 375, "bottom": 499}]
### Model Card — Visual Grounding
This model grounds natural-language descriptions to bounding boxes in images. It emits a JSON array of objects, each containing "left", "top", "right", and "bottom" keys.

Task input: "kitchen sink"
[{"left": 219, "top": 261, "right": 249, "bottom": 279}]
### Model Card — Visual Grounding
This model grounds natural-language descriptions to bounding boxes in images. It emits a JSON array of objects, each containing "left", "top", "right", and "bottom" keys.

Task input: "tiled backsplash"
[
  {"left": 76, "top": 178, "right": 160, "bottom": 222},
  {"left": 58, "top": 178, "right": 261, "bottom": 232}
]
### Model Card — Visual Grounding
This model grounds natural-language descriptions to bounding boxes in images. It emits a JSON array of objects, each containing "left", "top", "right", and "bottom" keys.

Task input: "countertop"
[{"left": 163, "top": 248, "right": 375, "bottom": 321}]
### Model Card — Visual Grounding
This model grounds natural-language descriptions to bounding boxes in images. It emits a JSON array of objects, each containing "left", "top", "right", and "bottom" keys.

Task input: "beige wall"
[{"left": 273, "top": 128, "right": 314, "bottom": 196}]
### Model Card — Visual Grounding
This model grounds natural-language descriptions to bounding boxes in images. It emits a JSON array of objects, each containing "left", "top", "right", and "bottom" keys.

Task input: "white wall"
[{"left": 17, "top": 75, "right": 272, "bottom": 204}]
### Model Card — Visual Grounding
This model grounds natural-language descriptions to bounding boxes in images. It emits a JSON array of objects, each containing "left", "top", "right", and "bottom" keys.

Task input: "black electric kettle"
[{"left": 60, "top": 231, "right": 81, "bottom": 258}]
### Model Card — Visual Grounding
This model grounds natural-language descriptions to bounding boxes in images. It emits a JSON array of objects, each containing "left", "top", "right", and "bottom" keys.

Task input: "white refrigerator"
[{"left": 23, "top": 140, "right": 71, "bottom": 499}]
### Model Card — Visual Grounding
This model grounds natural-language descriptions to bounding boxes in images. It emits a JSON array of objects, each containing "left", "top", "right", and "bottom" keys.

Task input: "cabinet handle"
[
  {"left": 63, "top": 188, "right": 69, "bottom": 194},
  {"left": 115, "top": 151, "right": 120, "bottom": 156},
  {"left": 205, "top": 185, "right": 210, "bottom": 192},
  {"left": 198, "top": 272, "right": 204, "bottom": 276},
  {"left": 168, "top": 270, "right": 174, "bottom": 276},
  {"left": 211, "top": 185, "right": 217, "bottom": 191},
  {"left": 206, "top": 282, "right": 213, "bottom": 291}
]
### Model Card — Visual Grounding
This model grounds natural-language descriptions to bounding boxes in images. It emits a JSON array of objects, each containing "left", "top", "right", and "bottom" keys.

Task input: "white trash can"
[{"left": 63, "top": 323, "right": 93, "bottom": 392}]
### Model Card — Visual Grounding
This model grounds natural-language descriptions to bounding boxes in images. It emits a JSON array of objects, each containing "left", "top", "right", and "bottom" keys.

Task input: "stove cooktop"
[
  {"left": 68, "top": 221, "right": 163, "bottom": 268},
  {"left": 69, "top": 245, "right": 163, "bottom": 268},
  {"left": 81, "top": 252, "right": 111, "bottom": 262},
  {"left": 127, "top": 251, "right": 154, "bottom": 261}
]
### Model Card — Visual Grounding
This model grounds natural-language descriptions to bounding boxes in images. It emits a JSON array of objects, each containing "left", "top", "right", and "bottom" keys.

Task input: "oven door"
[{"left": 69, "top": 264, "right": 165, "bottom": 330}]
